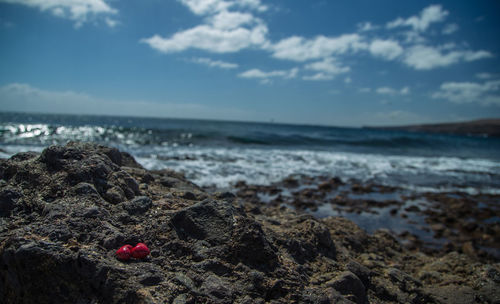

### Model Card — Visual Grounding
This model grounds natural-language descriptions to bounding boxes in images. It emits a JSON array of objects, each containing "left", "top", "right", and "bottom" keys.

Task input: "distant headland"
[{"left": 366, "top": 118, "right": 500, "bottom": 137}]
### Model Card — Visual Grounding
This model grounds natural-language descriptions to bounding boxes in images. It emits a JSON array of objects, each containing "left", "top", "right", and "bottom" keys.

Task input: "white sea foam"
[
  {"left": 134, "top": 147, "right": 500, "bottom": 194},
  {"left": 1, "top": 140, "right": 499, "bottom": 194}
]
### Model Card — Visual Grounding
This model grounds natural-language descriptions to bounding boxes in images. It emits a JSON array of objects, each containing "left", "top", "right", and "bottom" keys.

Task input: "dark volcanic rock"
[
  {"left": 123, "top": 196, "right": 152, "bottom": 215},
  {"left": 0, "top": 142, "right": 499, "bottom": 304},
  {"left": 327, "top": 271, "right": 367, "bottom": 304},
  {"left": 0, "top": 188, "right": 20, "bottom": 217}
]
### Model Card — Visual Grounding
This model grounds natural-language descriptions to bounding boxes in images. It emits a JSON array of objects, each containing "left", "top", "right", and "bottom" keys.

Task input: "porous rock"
[{"left": 0, "top": 142, "right": 498, "bottom": 304}]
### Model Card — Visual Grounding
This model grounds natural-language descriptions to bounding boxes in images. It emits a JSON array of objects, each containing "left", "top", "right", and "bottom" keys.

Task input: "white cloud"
[
  {"left": 463, "top": 50, "right": 493, "bottom": 62},
  {"left": 0, "top": 83, "right": 255, "bottom": 120},
  {"left": 191, "top": 57, "right": 239, "bottom": 69},
  {"left": 304, "top": 57, "right": 350, "bottom": 74},
  {"left": 476, "top": 73, "right": 495, "bottom": 80},
  {"left": 432, "top": 80, "right": 500, "bottom": 105},
  {"left": 239, "top": 68, "right": 299, "bottom": 80},
  {"left": 179, "top": 0, "right": 267, "bottom": 16},
  {"left": 141, "top": 23, "right": 268, "bottom": 53},
  {"left": 369, "top": 39, "right": 403, "bottom": 60},
  {"left": 0, "top": 0, "right": 117, "bottom": 27},
  {"left": 359, "top": 87, "right": 371, "bottom": 93},
  {"left": 105, "top": 17, "right": 119, "bottom": 28},
  {"left": 344, "top": 77, "right": 352, "bottom": 84},
  {"left": 271, "top": 34, "right": 367, "bottom": 62},
  {"left": 141, "top": 2, "right": 495, "bottom": 82},
  {"left": 302, "top": 57, "right": 350, "bottom": 81},
  {"left": 402, "top": 31, "right": 427, "bottom": 44},
  {"left": 357, "top": 21, "right": 378, "bottom": 32},
  {"left": 142, "top": 0, "right": 269, "bottom": 54},
  {"left": 179, "top": 0, "right": 231, "bottom": 15},
  {"left": 376, "top": 86, "right": 410, "bottom": 95},
  {"left": 376, "top": 87, "right": 397, "bottom": 95},
  {"left": 442, "top": 23, "right": 459, "bottom": 35},
  {"left": 302, "top": 73, "right": 333, "bottom": 81},
  {"left": 400, "top": 86, "right": 410, "bottom": 95},
  {"left": 236, "top": 0, "right": 268, "bottom": 12},
  {"left": 387, "top": 4, "right": 448, "bottom": 32},
  {"left": 403, "top": 45, "right": 493, "bottom": 70},
  {"left": 208, "top": 10, "right": 255, "bottom": 29}
]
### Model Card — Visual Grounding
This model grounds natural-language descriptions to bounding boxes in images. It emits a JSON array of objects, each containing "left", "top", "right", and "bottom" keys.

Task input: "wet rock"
[
  {"left": 404, "top": 205, "right": 420, "bottom": 212},
  {"left": 283, "top": 176, "right": 299, "bottom": 188}
]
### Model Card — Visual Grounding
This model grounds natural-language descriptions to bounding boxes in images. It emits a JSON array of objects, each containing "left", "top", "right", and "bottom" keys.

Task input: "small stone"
[
  {"left": 182, "top": 192, "right": 197, "bottom": 200},
  {"left": 0, "top": 189, "right": 21, "bottom": 216},
  {"left": 404, "top": 205, "right": 420, "bottom": 212},
  {"left": 103, "top": 233, "right": 125, "bottom": 250},
  {"left": 83, "top": 207, "right": 100, "bottom": 218},
  {"left": 174, "top": 273, "right": 195, "bottom": 291},
  {"left": 123, "top": 196, "right": 152, "bottom": 215},
  {"left": 139, "top": 273, "right": 163, "bottom": 286},
  {"left": 172, "top": 294, "right": 186, "bottom": 304},
  {"left": 72, "top": 183, "right": 100, "bottom": 197},
  {"left": 215, "top": 192, "right": 236, "bottom": 201},
  {"left": 425, "top": 285, "right": 475, "bottom": 304},
  {"left": 160, "top": 177, "right": 178, "bottom": 188},
  {"left": 485, "top": 266, "right": 500, "bottom": 283},
  {"left": 461, "top": 241, "right": 476, "bottom": 257},
  {"left": 327, "top": 271, "right": 367, "bottom": 304},
  {"left": 201, "top": 274, "right": 232, "bottom": 299},
  {"left": 142, "top": 173, "right": 155, "bottom": 184},
  {"left": 346, "top": 261, "right": 372, "bottom": 287},
  {"left": 104, "top": 186, "right": 126, "bottom": 204}
]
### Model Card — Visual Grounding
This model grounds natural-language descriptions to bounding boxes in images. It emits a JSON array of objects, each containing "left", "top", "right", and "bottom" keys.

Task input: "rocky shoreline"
[
  {"left": 1, "top": 142, "right": 499, "bottom": 303},
  {"left": 232, "top": 176, "right": 500, "bottom": 262}
]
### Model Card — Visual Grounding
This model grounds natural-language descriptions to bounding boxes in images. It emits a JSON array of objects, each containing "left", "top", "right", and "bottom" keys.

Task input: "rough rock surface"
[{"left": 0, "top": 142, "right": 499, "bottom": 303}]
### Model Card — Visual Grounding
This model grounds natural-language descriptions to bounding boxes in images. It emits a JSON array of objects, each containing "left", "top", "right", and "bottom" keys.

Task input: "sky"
[{"left": 0, "top": 0, "right": 500, "bottom": 127}]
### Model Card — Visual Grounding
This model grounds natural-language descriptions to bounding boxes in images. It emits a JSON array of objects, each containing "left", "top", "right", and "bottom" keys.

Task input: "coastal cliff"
[
  {"left": 367, "top": 118, "right": 500, "bottom": 137},
  {"left": 0, "top": 142, "right": 499, "bottom": 303}
]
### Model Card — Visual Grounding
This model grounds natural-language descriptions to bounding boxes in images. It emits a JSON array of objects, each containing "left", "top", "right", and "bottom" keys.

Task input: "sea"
[{"left": 1, "top": 112, "right": 500, "bottom": 195}]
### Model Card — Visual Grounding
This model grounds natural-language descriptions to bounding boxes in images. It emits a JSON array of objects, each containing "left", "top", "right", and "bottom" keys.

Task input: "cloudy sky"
[{"left": 1, "top": 0, "right": 499, "bottom": 126}]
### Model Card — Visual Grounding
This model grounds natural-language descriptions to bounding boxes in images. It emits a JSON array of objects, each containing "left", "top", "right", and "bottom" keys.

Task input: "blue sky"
[{"left": 0, "top": 0, "right": 499, "bottom": 126}]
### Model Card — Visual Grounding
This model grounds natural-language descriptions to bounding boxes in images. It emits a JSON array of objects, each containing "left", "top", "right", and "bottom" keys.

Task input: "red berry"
[
  {"left": 116, "top": 245, "right": 133, "bottom": 260},
  {"left": 131, "top": 243, "right": 150, "bottom": 259}
]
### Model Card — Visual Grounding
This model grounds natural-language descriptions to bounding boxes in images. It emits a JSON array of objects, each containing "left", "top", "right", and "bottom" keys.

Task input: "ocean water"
[{"left": 1, "top": 112, "right": 500, "bottom": 194}]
